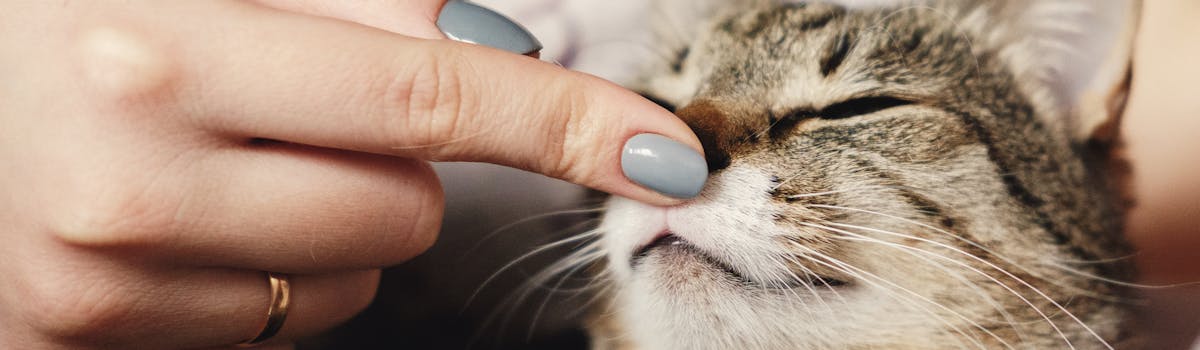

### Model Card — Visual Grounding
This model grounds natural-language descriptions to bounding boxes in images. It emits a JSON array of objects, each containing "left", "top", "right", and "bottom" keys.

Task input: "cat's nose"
[{"left": 676, "top": 101, "right": 737, "bottom": 173}]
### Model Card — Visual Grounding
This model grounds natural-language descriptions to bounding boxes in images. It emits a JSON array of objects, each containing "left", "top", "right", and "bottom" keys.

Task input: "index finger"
[{"left": 174, "top": 1, "right": 709, "bottom": 204}]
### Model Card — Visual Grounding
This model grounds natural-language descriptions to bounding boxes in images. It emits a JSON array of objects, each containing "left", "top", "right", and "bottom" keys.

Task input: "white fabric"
[{"left": 475, "top": 0, "right": 650, "bottom": 82}]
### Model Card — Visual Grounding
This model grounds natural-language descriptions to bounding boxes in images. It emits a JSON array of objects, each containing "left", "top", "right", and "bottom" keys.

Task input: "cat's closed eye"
[
  {"left": 765, "top": 96, "right": 915, "bottom": 137},
  {"left": 793, "top": 96, "right": 915, "bottom": 120},
  {"left": 640, "top": 94, "right": 914, "bottom": 120}
]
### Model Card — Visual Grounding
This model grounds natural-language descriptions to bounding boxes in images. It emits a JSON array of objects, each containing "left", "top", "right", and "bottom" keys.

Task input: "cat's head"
[{"left": 592, "top": 1, "right": 1139, "bottom": 349}]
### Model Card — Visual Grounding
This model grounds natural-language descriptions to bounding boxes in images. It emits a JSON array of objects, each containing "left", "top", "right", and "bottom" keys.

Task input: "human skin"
[
  {"left": 1125, "top": 0, "right": 1200, "bottom": 284},
  {"left": 0, "top": 1, "right": 701, "bottom": 349},
  {"left": 1124, "top": 0, "right": 1200, "bottom": 348}
]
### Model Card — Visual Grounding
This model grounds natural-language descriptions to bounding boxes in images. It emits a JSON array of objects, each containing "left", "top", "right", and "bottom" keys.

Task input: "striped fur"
[{"left": 585, "top": 1, "right": 1139, "bottom": 349}]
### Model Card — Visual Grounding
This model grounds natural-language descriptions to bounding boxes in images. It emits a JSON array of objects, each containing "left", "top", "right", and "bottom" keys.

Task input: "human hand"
[{"left": 0, "top": 0, "right": 704, "bottom": 348}]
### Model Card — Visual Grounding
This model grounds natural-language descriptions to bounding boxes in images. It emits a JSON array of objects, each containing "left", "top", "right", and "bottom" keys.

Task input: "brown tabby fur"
[{"left": 584, "top": 1, "right": 1140, "bottom": 349}]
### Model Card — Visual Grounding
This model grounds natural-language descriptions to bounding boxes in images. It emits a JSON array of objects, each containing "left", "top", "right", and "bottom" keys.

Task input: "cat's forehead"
[{"left": 675, "top": 3, "right": 977, "bottom": 109}]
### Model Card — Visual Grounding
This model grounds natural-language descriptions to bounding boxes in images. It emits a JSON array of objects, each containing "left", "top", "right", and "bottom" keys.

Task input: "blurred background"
[
  {"left": 301, "top": 0, "right": 1200, "bottom": 348},
  {"left": 302, "top": 163, "right": 595, "bottom": 349},
  {"left": 1123, "top": 1, "right": 1200, "bottom": 349}
]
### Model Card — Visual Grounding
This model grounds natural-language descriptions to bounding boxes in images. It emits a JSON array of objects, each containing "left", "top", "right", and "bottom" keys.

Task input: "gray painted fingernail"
[
  {"left": 437, "top": 1, "right": 543, "bottom": 55},
  {"left": 622, "top": 134, "right": 709, "bottom": 199}
]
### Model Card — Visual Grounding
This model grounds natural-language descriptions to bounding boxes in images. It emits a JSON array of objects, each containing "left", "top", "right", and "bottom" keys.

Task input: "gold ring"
[{"left": 237, "top": 272, "right": 291, "bottom": 347}]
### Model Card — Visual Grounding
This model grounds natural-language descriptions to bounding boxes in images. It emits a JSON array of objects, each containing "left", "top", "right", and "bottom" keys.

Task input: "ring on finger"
[{"left": 237, "top": 272, "right": 291, "bottom": 347}]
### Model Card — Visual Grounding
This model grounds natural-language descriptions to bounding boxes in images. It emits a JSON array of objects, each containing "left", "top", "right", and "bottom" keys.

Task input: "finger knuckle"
[
  {"left": 373, "top": 163, "right": 443, "bottom": 265},
  {"left": 405, "top": 163, "right": 444, "bottom": 254},
  {"left": 76, "top": 25, "right": 179, "bottom": 113},
  {"left": 383, "top": 51, "right": 476, "bottom": 159},
  {"left": 50, "top": 182, "right": 176, "bottom": 247},
  {"left": 544, "top": 82, "right": 597, "bottom": 181},
  {"left": 16, "top": 269, "right": 136, "bottom": 341}
]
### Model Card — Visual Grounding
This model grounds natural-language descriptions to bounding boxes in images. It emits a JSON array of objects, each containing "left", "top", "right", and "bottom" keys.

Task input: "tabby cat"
[{"left": 580, "top": 0, "right": 1141, "bottom": 349}]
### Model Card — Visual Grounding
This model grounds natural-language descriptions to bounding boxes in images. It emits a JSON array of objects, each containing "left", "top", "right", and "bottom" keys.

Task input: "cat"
[{"left": 577, "top": 1, "right": 1142, "bottom": 349}]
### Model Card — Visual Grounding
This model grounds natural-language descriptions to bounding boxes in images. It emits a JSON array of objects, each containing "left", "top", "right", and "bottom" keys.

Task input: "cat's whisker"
[
  {"left": 814, "top": 221, "right": 1074, "bottom": 347},
  {"left": 560, "top": 284, "right": 615, "bottom": 323},
  {"left": 799, "top": 223, "right": 1029, "bottom": 349},
  {"left": 835, "top": 232, "right": 1028, "bottom": 330},
  {"left": 811, "top": 204, "right": 1119, "bottom": 349},
  {"left": 781, "top": 255, "right": 837, "bottom": 308},
  {"left": 464, "top": 227, "right": 602, "bottom": 311},
  {"left": 785, "top": 242, "right": 994, "bottom": 350},
  {"left": 522, "top": 251, "right": 610, "bottom": 295},
  {"left": 807, "top": 224, "right": 1035, "bottom": 347},
  {"left": 779, "top": 243, "right": 962, "bottom": 346},
  {"left": 772, "top": 180, "right": 901, "bottom": 196},
  {"left": 774, "top": 248, "right": 846, "bottom": 307},
  {"left": 763, "top": 254, "right": 824, "bottom": 313},
  {"left": 1044, "top": 260, "right": 1200, "bottom": 290},
  {"left": 806, "top": 202, "right": 1034, "bottom": 271},
  {"left": 526, "top": 247, "right": 606, "bottom": 340},
  {"left": 459, "top": 208, "right": 604, "bottom": 262},
  {"left": 480, "top": 240, "right": 606, "bottom": 346},
  {"left": 810, "top": 221, "right": 1107, "bottom": 350},
  {"left": 752, "top": 113, "right": 790, "bottom": 140},
  {"left": 771, "top": 172, "right": 806, "bottom": 193},
  {"left": 521, "top": 246, "right": 605, "bottom": 292},
  {"left": 779, "top": 185, "right": 896, "bottom": 199},
  {"left": 1050, "top": 253, "right": 1136, "bottom": 265},
  {"left": 808, "top": 203, "right": 1115, "bottom": 301},
  {"left": 576, "top": 0, "right": 1137, "bottom": 346},
  {"left": 756, "top": 256, "right": 808, "bottom": 307}
]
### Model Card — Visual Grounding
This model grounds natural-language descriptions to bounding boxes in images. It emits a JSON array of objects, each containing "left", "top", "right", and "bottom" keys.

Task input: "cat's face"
[{"left": 593, "top": 2, "right": 1136, "bottom": 349}]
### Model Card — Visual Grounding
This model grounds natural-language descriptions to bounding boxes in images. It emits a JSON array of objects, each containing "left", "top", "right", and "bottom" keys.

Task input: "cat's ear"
[
  {"left": 957, "top": 0, "right": 1142, "bottom": 144},
  {"left": 1067, "top": 2, "right": 1140, "bottom": 144},
  {"left": 644, "top": 0, "right": 763, "bottom": 51}
]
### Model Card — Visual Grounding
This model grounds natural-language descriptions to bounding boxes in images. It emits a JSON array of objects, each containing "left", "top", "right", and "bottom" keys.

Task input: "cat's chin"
[
  {"left": 631, "top": 233, "right": 848, "bottom": 291},
  {"left": 631, "top": 233, "right": 756, "bottom": 286}
]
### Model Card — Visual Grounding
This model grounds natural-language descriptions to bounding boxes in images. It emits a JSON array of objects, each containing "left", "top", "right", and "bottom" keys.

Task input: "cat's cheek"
[
  {"left": 599, "top": 166, "right": 785, "bottom": 286},
  {"left": 598, "top": 197, "right": 668, "bottom": 280}
]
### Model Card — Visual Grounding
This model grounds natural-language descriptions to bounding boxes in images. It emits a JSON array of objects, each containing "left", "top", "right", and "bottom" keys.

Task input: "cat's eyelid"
[
  {"left": 789, "top": 95, "right": 920, "bottom": 120},
  {"left": 638, "top": 91, "right": 924, "bottom": 118}
]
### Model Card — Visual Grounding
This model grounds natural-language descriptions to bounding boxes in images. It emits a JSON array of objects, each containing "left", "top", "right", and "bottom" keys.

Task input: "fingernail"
[
  {"left": 622, "top": 134, "right": 709, "bottom": 199},
  {"left": 437, "top": 1, "right": 543, "bottom": 55}
]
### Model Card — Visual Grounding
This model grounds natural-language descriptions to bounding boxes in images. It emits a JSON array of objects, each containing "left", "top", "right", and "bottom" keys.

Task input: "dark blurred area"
[{"left": 299, "top": 163, "right": 595, "bottom": 350}]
